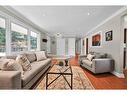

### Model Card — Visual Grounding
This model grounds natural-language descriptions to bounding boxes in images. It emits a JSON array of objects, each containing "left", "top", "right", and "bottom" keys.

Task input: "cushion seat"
[
  {"left": 82, "top": 59, "right": 92, "bottom": 67},
  {"left": 22, "top": 58, "right": 51, "bottom": 86}
]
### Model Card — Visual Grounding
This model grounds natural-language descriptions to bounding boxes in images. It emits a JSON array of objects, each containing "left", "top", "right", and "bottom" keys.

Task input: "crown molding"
[{"left": 85, "top": 6, "right": 127, "bottom": 37}]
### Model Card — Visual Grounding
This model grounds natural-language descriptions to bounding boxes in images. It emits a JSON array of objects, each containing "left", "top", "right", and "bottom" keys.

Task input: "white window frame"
[
  {"left": 0, "top": 10, "right": 41, "bottom": 56},
  {"left": 30, "top": 30, "right": 40, "bottom": 51},
  {"left": 0, "top": 15, "right": 7, "bottom": 56},
  {"left": 10, "top": 22, "right": 29, "bottom": 54}
]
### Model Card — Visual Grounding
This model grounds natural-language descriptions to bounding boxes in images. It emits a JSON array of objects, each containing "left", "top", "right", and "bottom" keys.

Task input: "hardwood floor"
[{"left": 69, "top": 56, "right": 127, "bottom": 89}]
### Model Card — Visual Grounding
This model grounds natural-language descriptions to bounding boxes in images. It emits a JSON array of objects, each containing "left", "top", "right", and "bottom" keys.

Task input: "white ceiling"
[{"left": 11, "top": 6, "right": 123, "bottom": 37}]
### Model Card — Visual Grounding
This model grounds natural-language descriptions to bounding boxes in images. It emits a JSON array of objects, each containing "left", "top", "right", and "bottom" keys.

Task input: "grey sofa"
[
  {"left": 0, "top": 52, "right": 52, "bottom": 89},
  {"left": 79, "top": 52, "right": 114, "bottom": 74}
]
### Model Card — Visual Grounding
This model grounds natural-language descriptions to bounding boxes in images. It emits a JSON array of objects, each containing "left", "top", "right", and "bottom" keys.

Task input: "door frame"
[
  {"left": 86, "top": 38, "right": 88, "bottom": 55},
  {"left": 124, "top": 28, "right": 127, "bottom": 69}
]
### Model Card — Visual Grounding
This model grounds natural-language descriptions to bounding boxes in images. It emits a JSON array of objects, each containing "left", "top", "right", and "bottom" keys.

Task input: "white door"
[
  {"left": 57, "top": 38, "right": 65, "bottom": 56},
  {"left": 68, "top": 38, "right": 75, "bottom": 56}
]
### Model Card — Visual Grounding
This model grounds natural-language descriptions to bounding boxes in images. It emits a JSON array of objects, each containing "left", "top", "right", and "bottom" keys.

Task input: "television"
[{"left": 42, "top": 39, "right": 47, "bottom": 42}]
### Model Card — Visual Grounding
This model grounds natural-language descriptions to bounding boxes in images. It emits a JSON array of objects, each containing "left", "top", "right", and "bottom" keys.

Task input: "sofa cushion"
[
  {"left": 22, "top": 58, "right": 51, "bottom": 86},
  {"left": 16, "top": 55, "right": 31, "bottom": 71},
  {"left": 35, "top": 51, "right": 47, "bottom": 61},
  {"left": 25, "top": 52, "right": 37, "bottom": 63},
  {"left": 82, "top": 59, "right": 92, "bottom": 67}
]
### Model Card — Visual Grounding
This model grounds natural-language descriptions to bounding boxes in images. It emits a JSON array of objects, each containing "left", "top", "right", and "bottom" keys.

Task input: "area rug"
[{"left": 36, "top": 66, "right": 94, "bottom": 90}]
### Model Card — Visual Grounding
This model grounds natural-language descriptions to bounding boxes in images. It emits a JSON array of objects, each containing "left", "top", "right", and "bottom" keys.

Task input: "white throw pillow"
[
  {"left": 35, "top": 51, "right": 47, "bottom": 61},
  {"left": 16, "top": 54, "right": 31, "bottom": 71},
  {"left": 87, "top": 54, "right": 95, "bottom": 61}
]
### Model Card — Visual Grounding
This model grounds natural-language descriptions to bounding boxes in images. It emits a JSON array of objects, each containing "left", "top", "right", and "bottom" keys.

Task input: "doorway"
[
  {"left": 124, "top": 28, "right": 127, "bottom": 69},
  {"left": 86, "top": 38, "right": 88, "bottom": 55},
  {"left": 123, "top": 15, "right": 127, "bottom": 70}
]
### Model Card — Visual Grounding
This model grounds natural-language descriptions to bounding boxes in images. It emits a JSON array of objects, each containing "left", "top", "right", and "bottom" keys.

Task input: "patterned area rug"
[{"left": 36, "top": 66, "right": 94, "bottom": 90}]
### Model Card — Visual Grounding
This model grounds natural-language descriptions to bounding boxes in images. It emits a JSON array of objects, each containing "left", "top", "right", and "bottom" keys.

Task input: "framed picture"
[
  {"left": 105, "top": 31, "right": 113, "bottom": 41},
  {"left": 92, "top": 33, "right": 101, "bottom": 46}
]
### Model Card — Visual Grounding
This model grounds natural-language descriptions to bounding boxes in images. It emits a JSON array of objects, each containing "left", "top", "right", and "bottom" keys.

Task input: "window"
[
  {"left": 11, "top": 23, "right": 28, "bottom": 52},
  {"left": 30, "top": 31, "right": 37, "bottom": 50},
  {"left": 0, "top": 17, "right": 6, "bottom": 56}
]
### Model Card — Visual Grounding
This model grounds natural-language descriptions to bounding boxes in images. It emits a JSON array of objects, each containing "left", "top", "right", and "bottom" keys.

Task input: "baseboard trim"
[{"left": 111, "top": 71, "right": 125, "bottom": 78}]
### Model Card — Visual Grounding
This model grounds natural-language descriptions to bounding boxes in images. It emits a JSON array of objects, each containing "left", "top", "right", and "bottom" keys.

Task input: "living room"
[{"left": 0, "top": 2, "right": 127, "bottom": 95}]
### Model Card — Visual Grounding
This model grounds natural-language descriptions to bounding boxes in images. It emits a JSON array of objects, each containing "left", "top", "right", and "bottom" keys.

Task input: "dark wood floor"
[{"left": 69, "top": 56, "right": 127, "bottom": 89}]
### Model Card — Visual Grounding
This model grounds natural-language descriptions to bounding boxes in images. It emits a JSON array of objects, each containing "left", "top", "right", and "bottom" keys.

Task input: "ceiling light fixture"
[{"left": 87, "top": 12, "right": 90, "bottom": 15}]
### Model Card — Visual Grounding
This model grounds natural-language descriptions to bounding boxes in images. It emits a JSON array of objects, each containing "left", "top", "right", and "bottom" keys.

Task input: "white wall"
[
  {"left": 56, "top": 37, "right": 76, "bottom": 56},
  {"left": 50, "top": 37, "right": 57, "bottom": 55},
  {"left": 68, "top": 38, "right": 75, "bottom": 56},
  {"left": 47, "top": 36, "right": 51, "bottom": 53},
  {"left": 40, "top": 33, "right": 47, "bottom": 51},
  {"left": 81, "top": 38, "right": 85, "bottom": 55},
  {"left": 83, "top": 8, "right": 127, "bottom": 77},
  {"left": 75, "top": 38, "right": 81, "bottom": 54}
]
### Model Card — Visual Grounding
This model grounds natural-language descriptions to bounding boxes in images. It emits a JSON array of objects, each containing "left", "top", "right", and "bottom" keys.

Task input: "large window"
[
  {"left": 0, "top": 17, "right": 6, "bottom": 55},
  {"left": 11, "top": 23, "right": 28, "bottom": 52},
  {"left": 30, "top": 31, "right": 37, "bottom": 50}
]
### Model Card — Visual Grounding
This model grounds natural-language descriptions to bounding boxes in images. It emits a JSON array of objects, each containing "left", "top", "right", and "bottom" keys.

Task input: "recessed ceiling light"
[
  {"left": 87, "top": 13, "right": 90, "bottom": 15},
  {"left": 42, "top": 14, "right": 46, "bottom": 17}
]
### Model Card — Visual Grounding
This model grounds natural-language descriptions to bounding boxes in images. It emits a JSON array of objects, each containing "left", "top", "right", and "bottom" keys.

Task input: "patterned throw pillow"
[
  {"left": 0, "top": 58, "right": 24, "bottom": 77},
  {"left": 16, "top": 54, "right": 32, "bottom": 71},
  {"left": 35, "top": 51, "right": 47, "bottom": 61},
  {"left": 25, "top": 52, "right": 37, "bottom": 63}
]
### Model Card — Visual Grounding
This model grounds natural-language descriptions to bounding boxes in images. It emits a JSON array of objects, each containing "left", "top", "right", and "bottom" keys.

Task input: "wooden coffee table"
[{"left": 46, "top": 64, "right": 73, "bottom": 89}]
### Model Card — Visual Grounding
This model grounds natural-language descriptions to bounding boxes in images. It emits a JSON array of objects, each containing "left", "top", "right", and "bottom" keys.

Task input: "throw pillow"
[
  {"left": 35, "top": 51, "right": 47, "bottom": 61},
  {"left": 25, "top": 52, "right": 37, "bottom": 63},
  {"left": 16, "top": 54, "right": 31, "bottom": 71},
  {"left": 87, "top": 54, "right": 95, "bottom": 61},
  {"left": 0, "top": 59, "right": 24, "bottom": 77}
]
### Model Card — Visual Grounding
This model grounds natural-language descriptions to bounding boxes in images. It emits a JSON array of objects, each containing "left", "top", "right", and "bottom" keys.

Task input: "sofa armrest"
[
  {"left": 0, "top": 71, "right": 21, "bottom": 89},
  {"left": 78, "top": 55, "right": 87, "bottom": 64},
  {"left": 92, "top": 59, "right": 114, "bottom": 73}
]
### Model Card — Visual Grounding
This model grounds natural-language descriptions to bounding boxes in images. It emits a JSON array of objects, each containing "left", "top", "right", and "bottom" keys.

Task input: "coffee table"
[
  {"left": 46, "top": 64, "right": 73, "bottom": 89},
  {"left": 52, "top": 56, "right": 70, "bottom": 66}
]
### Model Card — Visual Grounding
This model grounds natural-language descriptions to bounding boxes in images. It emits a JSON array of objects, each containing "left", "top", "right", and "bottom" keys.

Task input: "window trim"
[
  {"left": 0, "top": 15, "right": 7, "bottom": 56},
  {"left": 10, "top": 22, "right": 29, "bottom": 53},
  {"left": 30, "top": 30, "right": 40, "bottom": 51},
  {"left": 0, "top": 11, "right": 41, "bottom": 56}
]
